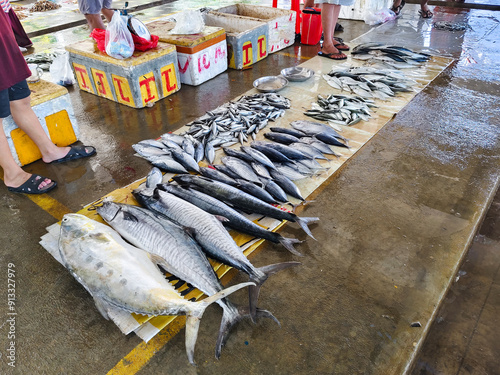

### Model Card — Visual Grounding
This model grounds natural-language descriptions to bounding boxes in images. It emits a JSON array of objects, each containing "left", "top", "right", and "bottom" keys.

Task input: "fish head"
[
  {"left": 132, "top": 187, "right": 155, "bottom": 206},
  {"left": 96, "top": 201, "right": 121, "bottom": 223},
  {"left": 171, "top": 174, "right": 193, "bottom": 186},
  {"left": 60, "top": 214, "right": 98, "bottom": 243}
]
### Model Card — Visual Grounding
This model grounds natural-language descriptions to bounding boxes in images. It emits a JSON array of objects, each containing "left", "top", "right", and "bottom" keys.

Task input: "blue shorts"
[
  {"left": 0, "top": 80, "right": 31, "bottom": 119},
  {"left": 79, "top": 0, "right": 112, "bottom": 15}
]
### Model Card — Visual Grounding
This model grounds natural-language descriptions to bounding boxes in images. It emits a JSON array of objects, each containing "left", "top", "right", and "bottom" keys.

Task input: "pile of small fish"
[
  {"left": 351, "top": 43, "right": 431, "bottom": 69},
  {"left": 182, "top": 92, "right": 291, "bottom": 154},
  {"left": 29, "top": 0, "right": 61, "bottom": 12},
  {"left": 304, "top": 94, "right": 376, "bottom": 126},
  {"left": 323, "top": 66, "right": 417, "bottom": 100},
  {"left": 433, "top": 21, "right": 470, "bottom": 32}
]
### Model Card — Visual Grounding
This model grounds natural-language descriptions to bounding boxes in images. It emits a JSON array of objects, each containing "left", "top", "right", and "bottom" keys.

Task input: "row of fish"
[
  {"left": 304, "top": 94, "right": 376, "bottom": 126},
  {"left": 323, "top": 65, "right": 417, "bottom": 100},
  {"left": 351, "top": 43, "right": 431, "bottom": 69},
  {"left": 181, "top": 93, "right": 291, "bottom": 161}
]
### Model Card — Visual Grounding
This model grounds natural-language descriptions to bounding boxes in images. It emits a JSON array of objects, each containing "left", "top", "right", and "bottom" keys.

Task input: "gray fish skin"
[
  {"left": 235, "top": 179, "right": 278, "bottom": 205},
  {"left": 171, "top": 148, "right": 200, "bottom": 173},
  {"left": 146, "top": 167, "right": 163, "bottom": 188},
  {"left": 269, "top": 169, "right": 306, "bottom": 201},
  {"left": 274, "top": 163, "right": 311, "bottom": 181},
  {"left": 291, "top": 120, "right": 348, "bottom": 143},
  {"left": 214, "top": 164, "right": 243, "bottom": 180},
  {"left": 264, "top": 132, "right": 300, "bottom": 145},
  {"left": 299, "top": 137, "right": 340, "bottom": 157},
  {"left": 241, "top": 146, "right": 277, "bottom": 170},
  {"left": 221, "top": 156, "right": 262, "bottom": 185},
  {"left": 146, "top": 155, "right": 189, "bottom": 174},
  {"left": 251, "top": 161, "right": 272, "bottom": 179},
  {"left": 96, "top": 202, "right": 274, "bottom": 359},
  {"left": 59, "top": 214, "right": 252, "bottom": 365},
  {"left": 260, "top": 177, "right": 289, "bottom": 203},
  {"left": 200, "top": 166, "right": 238, "bottom": 186},
  {"left": 251, "top": 141, "right": 310, "bottom": 161},
  {"left": 172, "top": 175, "right": 318, "bottom": 239},
  {"left": 159, "top": 184, "right": 303, "bottom": 256},
  {"left": 289, "top": 142, "right": 328, "bottom": 160},
  {"left": 269, "top": 127, "right": 306, "bottom": 139},
  {"left": 313, "top": 132, "right": 349, "bottom": 148},
  {"left": 249, "top": 142, "right": 292, "bottom": 163},
  {"left": 133, "top": 188, "right": 299, "bottom": 319},
  {"left": 223, "top": 147, "right": 255, "bottom": 163}
]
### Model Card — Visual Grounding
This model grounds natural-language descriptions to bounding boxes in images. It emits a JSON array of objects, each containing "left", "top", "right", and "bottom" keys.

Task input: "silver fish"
[
  {"left": 146, "top": 167, "right": 163, "bottom": 188},
  {"left": 59, "top": 213, "right": 251, "bottom": 365}
]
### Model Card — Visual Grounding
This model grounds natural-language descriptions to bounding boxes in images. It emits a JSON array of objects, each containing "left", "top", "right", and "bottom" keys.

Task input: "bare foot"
[{"left": 41, "top": 146, "right": 71, "bottom": 163}]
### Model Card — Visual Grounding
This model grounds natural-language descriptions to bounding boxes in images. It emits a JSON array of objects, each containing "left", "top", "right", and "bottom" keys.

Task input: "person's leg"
[
  {"left": 101, "top": 7, "right": 114, "bottom": 22},
  {"left": 419, "top": 0, "right": 433, "bottom": 17},
  {"left": 9, "top": 96, "right": 71, "bottom": 163},
  {"left": 303, "top": 0, "right": 315, "bottom": 8},
  {"left": 85, "top": 13, "right": 107, "bottom": 31},
  {"left": 320, "top": 4, "right": 345, "bottom": 57},
  {"left": 0, "top": 118, "right": 53, "bottom": 190}
]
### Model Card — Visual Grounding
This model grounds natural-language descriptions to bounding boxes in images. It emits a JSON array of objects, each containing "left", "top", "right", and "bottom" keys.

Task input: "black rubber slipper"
[
  {"left": 318, "top": 51, "right": 347, "bottom": 60},
  {"left": 7, "top": 174, "right": 57, "bottom": 194},
  {"left": 49, "top": 145, "right": 96, "bottom": 164},
  {"left": 333, "top": 37, "right": 350, "bottom": 51}
]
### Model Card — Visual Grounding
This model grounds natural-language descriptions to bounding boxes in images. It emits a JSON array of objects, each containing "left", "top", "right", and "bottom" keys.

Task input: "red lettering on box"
[
  {"left": 161, "top": 68, "right": 177, "bottom": 92},
  {"left": 139, "top": 76, "right": 157, "bottom": 103},
  {"left": 113, "top": 77, "right": 130, "bottom": 103},
  {"left": 74, "top": 66, "right": 89, "bottom": 89}
]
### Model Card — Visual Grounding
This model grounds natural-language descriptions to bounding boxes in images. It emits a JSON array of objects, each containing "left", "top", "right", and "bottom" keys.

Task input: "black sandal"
[
  {"left": 49, "top": 145, "right": 96, "bottom": 164},
  {"left": 7, "top": 174, "right": 57, "bottom": 194},
  {"left": 419, "top": 9, "right": 433, "bottom": 18},
  {"left": 391, "top": 0, "right": 406, "bottom": 16}
]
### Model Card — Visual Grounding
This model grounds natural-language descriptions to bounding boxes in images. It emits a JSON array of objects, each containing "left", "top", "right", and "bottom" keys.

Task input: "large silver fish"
[
  {"left": 133, "top": 188, "right": 299, "bottom": 320},
  {"left": 58, "top": 213, "right": 252, "bottom": 365},
  {"left": 96, "top": 202, "right": 276, "bottom": 359}
]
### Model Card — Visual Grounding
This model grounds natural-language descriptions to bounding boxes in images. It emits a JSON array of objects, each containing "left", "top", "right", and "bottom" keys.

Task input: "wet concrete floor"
[{"left": 0, "top": 1, "right": 499, "bottom": 374}]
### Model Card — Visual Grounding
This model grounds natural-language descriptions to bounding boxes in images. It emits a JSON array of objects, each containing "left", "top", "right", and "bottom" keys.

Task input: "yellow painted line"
[
  {"left": 276, "top": 51, "right": 312, "bottom": 60},
  {"left": 107, "top": 316, "right": 187, "bottom": 375},
  {"left": 27, "top": 193, "right": 72, "bottom": 221}
]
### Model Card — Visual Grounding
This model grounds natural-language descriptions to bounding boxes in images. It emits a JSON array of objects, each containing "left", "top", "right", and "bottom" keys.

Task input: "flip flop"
[
  {"left": 49, "top": 145, "right": 96, "bottom": 164},
  {"left": 7, "top": 174, "right": 57, "bottom": 194},
  {"left": 419, "top": 9, "right": 433, "bottom": 18},
  {"left": 391, "top": 0, "right": 406, "bottom": 16},
  {"left": 333, "top": 37, "right": 349, "bottom": 51},
  {"left": 318, "top": 51, "right": 347, "bottom": 60}
]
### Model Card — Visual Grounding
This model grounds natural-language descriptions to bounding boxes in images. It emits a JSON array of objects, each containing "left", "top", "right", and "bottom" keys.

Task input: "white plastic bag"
[
  {"left": 364, "top": 8, "right": 396, "bottom": 26},
  {"left": 105, "top": 11, "right": 135, "bottom": 59},
  {"left": 49, "top": 52, "right": 76, "bottom": 86},
  {"left": 170, "top": 10, "right": 205, "bottom": 34}
]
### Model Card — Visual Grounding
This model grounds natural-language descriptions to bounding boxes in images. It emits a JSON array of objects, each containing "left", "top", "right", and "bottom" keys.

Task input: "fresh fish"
[
  {"left": 133, "top": 188, "right": 299, "bottom": 319},
  {"left": 250, "top": 142, "right": 292, "bottom": 163},
  {"left": 221, "top": 156, "right": 262, "bottom": 185},
  {"left": 269, "top": 127, "right": 306, "bottom": 139},
  {"left": 222, "top": 147, "right": 255, "bottom": 163},
  {"left": 235, "top": 179, "right": 278, "bottom": 205},
  {"left": 133, "top": 144, "right": 170, "bottom": 158},
  {"left": 251, "top": 161, "right": 272, "bottom": 179},
  {"left": 146, "top": 155, "right": 189, "bottom": 174},
  {"left": 138, "top": 139, "right": 166, "bottom": 149},
  {"left": 299, "top": 138, "right": 341, "bottom": 157},
  {"left": 171, "top": 148, "right": 200, "bottom": 173},
  {"left": 241, "top": 146, "right": 277, "bottom": 170},
  {"left": 264, "top": 132, "right": 300, "bottom": 145},
  {"left": 214, "top": 164, "right": 243, "bottom": 180},
  {"left": 291, "top": 120, "right": 349, "bottom": 143},
  {"left": 275, "top": 163, "right": 312, "bottom": 180},
  {"left": 159, "top": 184, "right": 303, "bottom": 256},
  {"left": 288, "top": 142, "right": 328, "bottom": 160},
  {"left": 200, "top": 166, "right": 238, "bottom": 186},
  {"left": 97, "top": 202, "right": 278, "bottom": 359},
  {"left": 182, "top": 138, "right": 195, "bottom": 158},
  {"left": 205, "top": 141, "right": 216, "bottom": 165},
  {"left": 146, "top": 167, "right": 163, "bottom": 188},
  {"left": 59, "top": 213, "right": 251, "bottom": 365},
  {"left": 259, "top": 177, "right": 289, "bottom": 203},
  {"left": 172, "top": 175, "right": 318, "bottom": 239},
  {"left": 269, "top": 169, "right": 306, "bottom": 201},
  {"left": 252, "top": 141, "right": 310, "bottom": 161}
]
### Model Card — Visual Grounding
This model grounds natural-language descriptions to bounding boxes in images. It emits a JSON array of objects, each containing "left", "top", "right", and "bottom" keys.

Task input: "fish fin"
[
  {"left": 92, "top": 295, "right": 111, "bottom": 320},
  {"left": 295, "top": 216, "right": 320, "bottom": 240},
  {"left": 182, "top": 226, "right": 197, "bottom": 238},
  {"left": 185, "top": 282, "right": 254, "bottom": 365},
  {"left": 278, "top": 237, "right": 304, "bottom": 256},
  {"left": 215, "top": 303, "right": 281, "bottom": 359},
  {"left": 249, "top": 262, "right": 301, "bottom": 321},
  {"left": 214, "top": 215, "right": 230, "bottom": 223}
]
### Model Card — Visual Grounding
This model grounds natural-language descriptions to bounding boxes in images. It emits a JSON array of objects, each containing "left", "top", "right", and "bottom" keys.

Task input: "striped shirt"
[{"left": 0, "top": 0, "right": 12, "bottom": 13}]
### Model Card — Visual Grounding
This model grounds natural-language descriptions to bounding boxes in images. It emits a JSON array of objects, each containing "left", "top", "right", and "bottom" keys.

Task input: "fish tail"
[
  {"left": 289, "top": 200, "right": 315, "bottom": 213},
  {"left": 215, "top": 303, "right": 280, "bottom": 359},
  {"left": 295, "top": 216, "right": 320, "bottom": 240},
  {"left": 278, "top": 236, "right": 304, "bottom": 256},
  {"left": 186, "top": 281, "right": 254, "bottom": 365},
  {"left": 249, "top": 262, "right": 301, "bottom": 321}
]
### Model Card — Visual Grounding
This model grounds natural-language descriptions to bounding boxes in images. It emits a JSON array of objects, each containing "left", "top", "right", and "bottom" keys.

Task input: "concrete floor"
[{"left": 0, "top": 1, "right": 499, "bottom": 374}]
